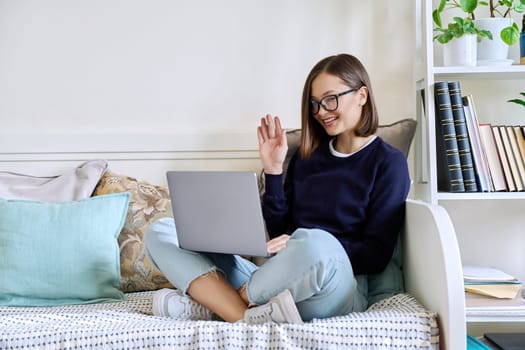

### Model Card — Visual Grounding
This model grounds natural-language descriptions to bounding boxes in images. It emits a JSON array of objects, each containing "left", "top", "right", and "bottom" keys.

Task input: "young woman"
[{"left": 145, "top": 53, "right": 410, "bottom": 323}]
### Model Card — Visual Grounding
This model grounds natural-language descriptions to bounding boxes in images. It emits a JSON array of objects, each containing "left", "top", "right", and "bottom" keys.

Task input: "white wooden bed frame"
[{"left": 0, "top": 132, "right": 467, "bottom": 349}]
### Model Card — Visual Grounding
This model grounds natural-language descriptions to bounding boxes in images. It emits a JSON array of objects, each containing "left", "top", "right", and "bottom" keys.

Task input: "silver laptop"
[{"left": 166, "top": 171, "right": 270, "bottom": 257}]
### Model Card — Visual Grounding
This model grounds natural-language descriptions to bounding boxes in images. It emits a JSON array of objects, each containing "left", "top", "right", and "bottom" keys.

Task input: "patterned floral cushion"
[{"left": 93, "top": 172, "right": 174, "bottom": 292}]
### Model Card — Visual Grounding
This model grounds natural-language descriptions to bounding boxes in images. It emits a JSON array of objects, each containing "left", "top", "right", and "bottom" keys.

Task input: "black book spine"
[
  {"left": 448, "top": 81, "right": 478, "bottom": 192},
  {"left": 434, "top": 81, "right": 465, "bottom": 192}
]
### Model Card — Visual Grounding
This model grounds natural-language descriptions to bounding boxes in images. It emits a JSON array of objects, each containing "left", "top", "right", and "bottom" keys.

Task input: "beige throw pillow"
[{"left": 94, "top": 171, "right": 174, "bottom": 292}]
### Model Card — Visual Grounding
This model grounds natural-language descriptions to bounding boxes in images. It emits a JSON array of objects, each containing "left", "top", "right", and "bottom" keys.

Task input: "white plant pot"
[
  {"left": 442, "top": 34, "right": 477, "bottom": 67},
  {"left": 474, "top": 17, "right": 512, "bottom": 63}
]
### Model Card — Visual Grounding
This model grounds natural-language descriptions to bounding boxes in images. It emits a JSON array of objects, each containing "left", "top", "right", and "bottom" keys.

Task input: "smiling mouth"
[{"left": 322, "top": 116, "right": 337, "bottom": 125}]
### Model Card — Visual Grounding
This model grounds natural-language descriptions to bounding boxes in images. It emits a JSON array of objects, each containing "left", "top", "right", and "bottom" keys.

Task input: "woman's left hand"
[{"left": 267, "top": 234, "right": 290, "bottom": 255}]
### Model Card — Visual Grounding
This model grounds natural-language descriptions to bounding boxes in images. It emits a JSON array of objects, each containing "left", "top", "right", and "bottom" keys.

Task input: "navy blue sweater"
[{"left": 262, "top": 136, "right": 410, "bottom": 275}]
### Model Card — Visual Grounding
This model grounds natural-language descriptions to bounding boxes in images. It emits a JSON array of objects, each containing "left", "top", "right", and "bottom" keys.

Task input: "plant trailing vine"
[
  {"left": 433, "top": 0, "right": 492, "bottom": 43},
  {"left": 481, "top": 0, "right": 524, "bottom": 18},
  {"left": 477, "top": 0, "right": 525, "bottom": 45},
  {"left": 433, "top": 0, "right": 525, "bottom": 45}
]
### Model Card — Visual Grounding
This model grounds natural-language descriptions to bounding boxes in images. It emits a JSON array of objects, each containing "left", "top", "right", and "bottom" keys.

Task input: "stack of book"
[
  {"left": 434, "top": 81, "right": 525, "bottom": 192},
  {"left": 463, "top": 265, "right": 525, "bottom": 318}
]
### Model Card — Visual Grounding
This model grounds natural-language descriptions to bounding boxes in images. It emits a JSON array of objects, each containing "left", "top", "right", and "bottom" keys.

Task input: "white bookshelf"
[{"left": 415, "top": 0, "right": 525, "bottom": 333}]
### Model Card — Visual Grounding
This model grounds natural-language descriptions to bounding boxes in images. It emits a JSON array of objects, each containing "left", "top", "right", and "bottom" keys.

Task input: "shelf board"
[
  {"left": 433, "top": 65, "right": 525, "bottom": 80},
  {"left": 466, "top": 310, "right": 525, "bottom": 323},
  {"left": 437, "top": 192, "right": 525, "bottom": 201},
  {"left": 466, "top": 291, "right": 525, "bottom": 323}
]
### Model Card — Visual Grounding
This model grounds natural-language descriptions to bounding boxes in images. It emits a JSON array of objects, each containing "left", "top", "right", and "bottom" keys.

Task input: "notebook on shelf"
[
  {"left": 465, "top": 289, "right": 525, "bottom": 321},
  {"left": 467, "top": 335, "right": 492, "bottom": 350},
  {"left": 465, "top": 292, "right": 525, "bottom": 309},
  {"left": 463, "top": 266, "right": 519, "bottom": 284},
  {"left": 463, "top": 265, "right": 522, "bottom": 299},
  {"left": 484, "top": 333, "right": 525, "bottom": 350}
]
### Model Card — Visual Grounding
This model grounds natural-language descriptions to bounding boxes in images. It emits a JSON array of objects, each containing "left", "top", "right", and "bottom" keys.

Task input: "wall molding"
[
  {"left": 0, "top": 132, "right": 262, "bottom": 185},
  {"left": 0, "top": 131, "right": 259, "bottom": 155}
]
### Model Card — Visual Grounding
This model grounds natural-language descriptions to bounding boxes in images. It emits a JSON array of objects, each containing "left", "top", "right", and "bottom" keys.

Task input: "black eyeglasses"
[{"left": 310, "top": 88, "right": 358, "bottom": 115}]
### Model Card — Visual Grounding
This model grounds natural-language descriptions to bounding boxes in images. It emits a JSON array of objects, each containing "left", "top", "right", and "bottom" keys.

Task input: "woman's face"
[{"left": 310, "top": 72, "right": 367, "bottom": 137}]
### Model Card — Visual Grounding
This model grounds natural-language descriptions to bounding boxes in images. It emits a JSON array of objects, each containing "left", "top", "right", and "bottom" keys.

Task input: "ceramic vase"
[
  {"left": 475, "top": 18, "right": 512, "bottom": 64},
  {"left": 442, "top": 34, "right": 477, "bottom": 66}
]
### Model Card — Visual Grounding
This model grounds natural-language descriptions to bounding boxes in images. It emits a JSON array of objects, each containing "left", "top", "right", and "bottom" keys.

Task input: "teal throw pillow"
[
  {"left": 0, "top": 193, "right": 130, "bottom": 306},
  {"left": 367, "top": 235, "right": 404, "bottom": 307}
]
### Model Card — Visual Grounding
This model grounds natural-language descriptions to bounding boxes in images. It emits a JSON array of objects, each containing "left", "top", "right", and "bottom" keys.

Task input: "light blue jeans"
[{"left": 144, "top": 217, "right": 367, "bottom": 321}]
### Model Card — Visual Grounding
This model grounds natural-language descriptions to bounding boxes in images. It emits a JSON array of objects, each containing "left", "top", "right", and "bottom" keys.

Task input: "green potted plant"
[
  {"left": 433, "top": 0, "right": 492, "bottom": 65},
  {"left": 474, "top": 0, "right": 525, "bottom": 62}
]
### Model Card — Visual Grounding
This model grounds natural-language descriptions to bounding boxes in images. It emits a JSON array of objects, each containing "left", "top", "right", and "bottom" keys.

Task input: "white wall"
[{"left": 0, "top": 1, "right": 415, "bottom": 144}]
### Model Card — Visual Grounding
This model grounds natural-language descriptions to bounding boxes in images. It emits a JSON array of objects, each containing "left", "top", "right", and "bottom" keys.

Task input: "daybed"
[{"left": 0, "top": 119, "right": 466, "bottom": 349}]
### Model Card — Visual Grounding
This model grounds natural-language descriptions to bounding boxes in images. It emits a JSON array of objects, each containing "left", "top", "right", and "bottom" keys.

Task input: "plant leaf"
[
  {"left": 479, "top": 29, "right": 493, "bottom": 40},
  {"left": 433, "top": 9, "right": 443, "bottom": 27},
  {"left": 501, "top": 25, "right": 519, "bottom": 45},
  {"left": 508, "top": 99, "right": 525, "bottom": 108},
  {"left": 437, "top": 0, "right": 447, "bottom": 12},
  {"left": 453, "top": 16, "right": 465, "bottom": 25},
  {"left": 460, "top": 0, "right": 478, "bottom": 13}
]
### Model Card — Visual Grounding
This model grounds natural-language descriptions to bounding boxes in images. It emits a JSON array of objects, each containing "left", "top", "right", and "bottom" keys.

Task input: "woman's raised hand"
[{"left": 257, "top": 114, "right": 288, "bottom": 175}]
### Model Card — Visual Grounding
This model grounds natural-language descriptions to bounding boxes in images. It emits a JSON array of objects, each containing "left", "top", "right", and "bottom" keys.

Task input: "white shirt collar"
[{"left": 329, "top": 135, "right": 377, "bottom": 158}]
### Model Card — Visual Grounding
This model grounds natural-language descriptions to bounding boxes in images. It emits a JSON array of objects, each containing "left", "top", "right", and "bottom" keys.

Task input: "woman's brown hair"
[{"left": 300, "top": 54, "right": 379, "bottom": 159}]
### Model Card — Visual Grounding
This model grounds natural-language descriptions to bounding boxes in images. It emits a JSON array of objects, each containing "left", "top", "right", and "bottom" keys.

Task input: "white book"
[
  {"left": 478, "top": 124, "right": 507, "bottom": 191},
  {"left": 462, "top": 95, "right": 492, "bottom": 191}
]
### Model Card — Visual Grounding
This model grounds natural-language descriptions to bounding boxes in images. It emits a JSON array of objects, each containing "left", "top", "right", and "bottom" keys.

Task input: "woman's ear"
[{"left": 358, "top": 86, "right": 368, "bottom": 107}]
